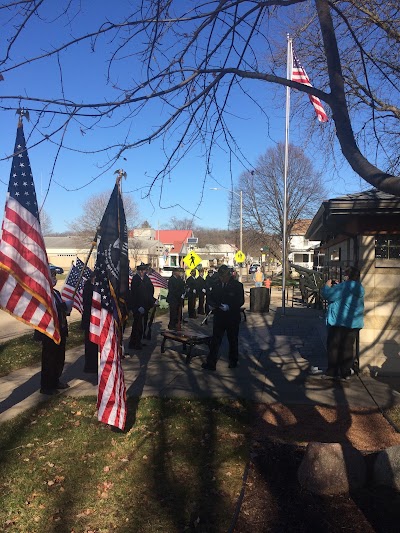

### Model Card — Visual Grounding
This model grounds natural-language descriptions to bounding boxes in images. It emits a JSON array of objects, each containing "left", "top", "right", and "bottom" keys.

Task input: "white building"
[{"left": 288, "top": 219, "right": 320, "bottom": 272}]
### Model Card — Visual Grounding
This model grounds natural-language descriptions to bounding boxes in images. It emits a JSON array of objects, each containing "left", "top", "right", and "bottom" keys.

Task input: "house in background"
[
  {"left": 306, "top": 189, "right": 400, "bottom": 377},
  {"left": 154, "top": 230, "right": 194, "bottom": 273},
  {"left": 288, "top": 219, "right": 320, "bottom": 273}
]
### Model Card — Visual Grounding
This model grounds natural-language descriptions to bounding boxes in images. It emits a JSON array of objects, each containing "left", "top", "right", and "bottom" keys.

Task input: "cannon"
[{"left": 290, "top": 263, "right": 324, "bottom": 309}]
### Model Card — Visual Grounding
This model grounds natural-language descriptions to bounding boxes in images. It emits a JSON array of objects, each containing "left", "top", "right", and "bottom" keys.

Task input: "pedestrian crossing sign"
[
  {"left": 235, "top": 250, "right": 246, "bottom": 263},
  {"left": 183, "top": 251, "right": 202, "bottom": 269}
]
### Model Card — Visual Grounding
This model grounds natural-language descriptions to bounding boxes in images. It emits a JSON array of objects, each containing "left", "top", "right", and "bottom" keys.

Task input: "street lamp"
[{"left": 210, "top": 186, "right": 243, "bottom": 267}]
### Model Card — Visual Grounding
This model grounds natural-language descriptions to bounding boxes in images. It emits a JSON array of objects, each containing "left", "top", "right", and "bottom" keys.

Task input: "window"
[
  {"left": 293, "top": 253, "right": 310, "bottom": 263},
  {"left": 375, "top": 236, "right": 400, "bottom": 259}
]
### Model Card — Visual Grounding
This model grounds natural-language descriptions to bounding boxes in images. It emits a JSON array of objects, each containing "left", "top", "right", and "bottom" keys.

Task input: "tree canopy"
[{"left": 0, "top": 0, "right": 399, "bottom": 206}]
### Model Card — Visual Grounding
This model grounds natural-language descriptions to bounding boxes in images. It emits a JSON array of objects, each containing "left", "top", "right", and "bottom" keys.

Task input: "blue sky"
[{"left": 0, "top": 2, "right": 369, "bottom": 233}]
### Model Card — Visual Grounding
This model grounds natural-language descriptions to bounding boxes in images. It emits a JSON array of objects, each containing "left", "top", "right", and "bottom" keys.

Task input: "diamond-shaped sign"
[
  {"left": 183, "top": 251, "right": 202, "bottom": 269},
  {"left": 235, "top": 250, "right": 246, "bottom": 263}
]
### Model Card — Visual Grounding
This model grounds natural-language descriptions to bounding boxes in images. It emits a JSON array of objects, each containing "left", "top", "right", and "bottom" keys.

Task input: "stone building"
[{"left": 306, "top": 189, "right": 400, "bottom": 377}]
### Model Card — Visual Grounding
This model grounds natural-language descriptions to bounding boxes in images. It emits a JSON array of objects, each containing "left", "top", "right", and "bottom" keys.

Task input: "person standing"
[
  {"left": 320, "top": 266, "right": 365, "bottom": 381},
  {"left": 196, "top": 269, "right": 207, "bottom": 315},
  {"left": 202, "top": 264, "right": 245, "bottom": 371},
  {"left": 128, "top": 264, "right": 155, "bottom": 350},
  {"left": 254, "top": 266, "right": 264, "bottom": 287},
  {"left": 38, "top": 267, "right": 72, "bottom": 394},
  {"left": 166, "top": 267, "right": 185, "bottom": 330},
  {"left": 186, "top": 269, "right": 198, "bottom": 318},
  {"left": 81, "top": 273, "right": 98, "bottom": 373}
]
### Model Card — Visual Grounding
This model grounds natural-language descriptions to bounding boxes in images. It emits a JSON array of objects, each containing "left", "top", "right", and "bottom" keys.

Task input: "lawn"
[
  {"left": 0, "top": 396, "right": 251, "bottom": 532},
  {"left": 0, "top": 322, "right": 85, "bottom": 377}
]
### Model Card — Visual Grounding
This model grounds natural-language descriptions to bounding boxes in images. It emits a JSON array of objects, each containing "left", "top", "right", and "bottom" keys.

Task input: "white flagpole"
[{"left": 282, "top": 34, "right": 292, "bottom": 315}]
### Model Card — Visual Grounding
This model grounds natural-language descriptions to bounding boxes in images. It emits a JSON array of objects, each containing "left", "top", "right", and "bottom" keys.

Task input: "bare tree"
[
  {"left": 39, "top": 208, "right": 53, "bottom": 236},
  {"left": 167, "top": 217, "right": 197, "bottom": 230},
  {"left": 232, "top": 143, "right": 326, "bottom": 267},
  {"left": 0, "top": 1, "right": 399, "bottom": 202},
  {"left": 68, "top": 190, "right": 139, "bottom": 237}
]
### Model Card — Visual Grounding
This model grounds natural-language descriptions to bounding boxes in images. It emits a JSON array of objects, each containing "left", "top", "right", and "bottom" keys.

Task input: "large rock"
[
  {"left": 298, "top": 442, "right": 366, "bottom": 495},
  {"left": 373, "top": 445, "right": 400, "bottom": 490}
]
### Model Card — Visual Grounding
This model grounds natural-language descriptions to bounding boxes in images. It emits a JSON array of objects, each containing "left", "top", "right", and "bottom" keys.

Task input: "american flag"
[
  {"left": 89, "top": 183, "right": 129, "bottom": 431},
  {"left": 292, "top": 50, "right": 329, "bottom": 123},
  {"left": 148, "top": 267, "right": 168, "bottom": 289},
  {"left": 0, "top": 119, "right": 60, "bottom": 343},
  {"left": 61, "top": 257, "right": 93, "bottom": 314}
]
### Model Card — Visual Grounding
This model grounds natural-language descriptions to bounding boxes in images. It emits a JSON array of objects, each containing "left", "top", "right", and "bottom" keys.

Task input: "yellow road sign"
[
  {"left": 183, "top": 251, "right": 202, "bottom": 269},
  {"left": 235, "top": 250, "right": 246, "bottom": 263}
]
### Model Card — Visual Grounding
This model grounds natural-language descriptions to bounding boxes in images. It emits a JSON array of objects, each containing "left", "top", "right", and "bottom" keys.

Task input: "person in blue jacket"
[{"left": 320, "top": 266, "right": 364, "bottom": 381}]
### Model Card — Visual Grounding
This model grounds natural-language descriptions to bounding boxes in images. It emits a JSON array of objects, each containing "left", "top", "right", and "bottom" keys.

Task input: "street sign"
[
  {"left": 183, "top": 251, "right": 202, "bottom": 269},
  {"left": 235, "top": 250, "right": 246, "bottom": 263}
]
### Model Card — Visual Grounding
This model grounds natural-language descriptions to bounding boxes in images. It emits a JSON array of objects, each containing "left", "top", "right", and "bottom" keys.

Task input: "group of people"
[
  {"left": 165, "top": 265, "right": 245, "bottom": 370},
  {"left": 38, "top": 259, "right": 365, "bottom": 394}
]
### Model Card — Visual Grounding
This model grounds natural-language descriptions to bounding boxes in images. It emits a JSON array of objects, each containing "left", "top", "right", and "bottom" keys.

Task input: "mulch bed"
[{"left": 232, "top": 403, "right": 400, "bottom": 533}]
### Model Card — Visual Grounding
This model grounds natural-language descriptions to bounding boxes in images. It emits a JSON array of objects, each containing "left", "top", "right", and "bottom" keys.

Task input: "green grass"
[
  {"left": 0, "top": 322, "right": 85, "bottom": 377},
  {"left": 0, "top": 396, "right": 251, "bottom": 532}
]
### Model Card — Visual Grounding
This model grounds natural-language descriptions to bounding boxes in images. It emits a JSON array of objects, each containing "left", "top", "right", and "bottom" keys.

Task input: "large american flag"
[
  {"left": 292, "top": 50, "right": 328, "bottom": 123},
  {"left": 0, "top": 120, "right": 60, "bottom": 343},
  {"left": 61, "top": 257, "right": 93, "bottom": 314},
  {"left": 89, "top": 183, "right": 129, "bottom": 431},
  {"left": 148, "top": 267, "right": 168, "bottom": 289}
]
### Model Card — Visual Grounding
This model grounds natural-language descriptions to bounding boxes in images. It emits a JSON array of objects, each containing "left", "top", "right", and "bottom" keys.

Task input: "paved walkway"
[{"left": 1, "top": 286, "right": 399, "bottom": 423}]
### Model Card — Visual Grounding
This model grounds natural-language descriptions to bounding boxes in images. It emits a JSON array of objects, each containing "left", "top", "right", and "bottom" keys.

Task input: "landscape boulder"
[
  {"left": 297, "top": 442, "right": 366, "bottom": 495},
  {"left": 373, "top": 445, "right": 400, "bottom": 491}
]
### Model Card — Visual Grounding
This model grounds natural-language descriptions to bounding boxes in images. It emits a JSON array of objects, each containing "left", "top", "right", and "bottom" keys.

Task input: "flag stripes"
[
  {"left": 292, "top": 51, "right": 328, "bottom": 123},
  {"left": 61, "top": 257, "right": 92, "bottom": 314},
  {"left": 148, "top": 268, "right": 168, "bottom": 289},
  {"left": 0, "top": 122, "right": 60, "bottom": 343},
  {"left": 96, "top": 308, "right": 126, "bottom": 429}
]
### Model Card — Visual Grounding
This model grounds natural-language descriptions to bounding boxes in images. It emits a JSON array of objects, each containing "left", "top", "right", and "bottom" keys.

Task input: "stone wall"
[{"left": 359, "top": 235, "right": 400, "bottom": 376}]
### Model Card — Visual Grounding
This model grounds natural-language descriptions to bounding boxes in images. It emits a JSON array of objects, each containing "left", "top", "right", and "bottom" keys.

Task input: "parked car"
[
  {"left": 248, "top": 263, "right": 260, "bottom": 274},
  {"left": 49, "top": 263, "right": 64, "bottom": 275}
]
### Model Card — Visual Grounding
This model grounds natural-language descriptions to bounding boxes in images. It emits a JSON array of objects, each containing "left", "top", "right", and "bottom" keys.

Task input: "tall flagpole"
[{"left": 282, "top": 34, "right": 292, "bottom": 315}]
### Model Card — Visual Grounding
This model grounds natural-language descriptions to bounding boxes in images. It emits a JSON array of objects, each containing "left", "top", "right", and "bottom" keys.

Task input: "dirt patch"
[
  {"left": 232, "top": 403, "right": 400, "bottom": 532},
  {"left": 253, "top": 403, "right": 400, "bottom": 451}
]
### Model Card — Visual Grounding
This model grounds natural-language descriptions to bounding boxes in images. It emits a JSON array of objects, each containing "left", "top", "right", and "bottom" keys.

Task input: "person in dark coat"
[
  {"left": 128, "top": 264, "right": 155, "bottom": 350},
  {"left": 38, "top": 267, "right": 72, "bottom": 394},
  {"left": 166, "top": 267, "right": 185, "bottom": 330},
  {"left": 186, "top": 269, "right": 198, "bottom": 318},
  {"left": 81, "top": 273, "right": 98, "bottom": 373},
  {"left": 196, "top": 269, "right": 206, "bottom": 315},
  {"left": 202, "top": 264, "right": 245, "bottom": 371},
  {"left": 205, "top": 268, "right": 218, "bottom": 315}
]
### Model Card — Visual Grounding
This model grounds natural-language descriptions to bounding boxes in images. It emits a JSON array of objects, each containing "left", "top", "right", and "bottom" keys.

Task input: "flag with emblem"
[
  {"left": 292, "top": 50, "right": 328, "bottom": 123},
  {"left": 89, "top": 182, "right": 129, "bottom": 430},
  {"left": 61, "top": 257, "right": 93, "bottom": 314},
  {"left": 0, "top": 118, "right": 60, "bottom": 343}
]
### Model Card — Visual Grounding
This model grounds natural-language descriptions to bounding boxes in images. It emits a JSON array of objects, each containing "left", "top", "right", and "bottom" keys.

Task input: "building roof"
[
  {"left": 306, "top": 188, "right": 400, "bottom": 241},
  {"left": 155, "top": 230, "right": 194, "bottom": 254},
  {"left": 290, "top": 219, "right": 312, "bottom": 235}
]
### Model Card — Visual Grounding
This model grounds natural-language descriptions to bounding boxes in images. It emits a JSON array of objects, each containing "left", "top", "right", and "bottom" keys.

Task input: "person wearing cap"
[
  {"left": 36, "top": 266, "right": 71, "bottom": 394},
  {"left": 128, "top": 263, "right": 154, "bottom": 350},
  {"left": 166, "top": 267, "right": 185, "bottom": 330},
  {"left": 202, "top": 264, "right": 244, "bottom": 371},
  {"left": 185, "top": 269, "right": 198, "bottom": 319}
]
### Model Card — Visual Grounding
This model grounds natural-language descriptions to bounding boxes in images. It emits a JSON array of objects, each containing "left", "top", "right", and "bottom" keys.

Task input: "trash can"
[{"left": 250, "top": 287, "right": 270, "bottom": 313}]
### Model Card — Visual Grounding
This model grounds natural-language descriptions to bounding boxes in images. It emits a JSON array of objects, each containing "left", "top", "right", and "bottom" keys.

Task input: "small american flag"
[
  {"left": 292, "top": 50, "right": 328, "bottom": 123},
  {"left": 148, "top": 267, "right": 168, "bottom": 289},
  {"left": 0, "top": 119, "right": 60, "bottom": 343},
  {"left": 61, "top": 257, "right": 93, "bottom": 314}
]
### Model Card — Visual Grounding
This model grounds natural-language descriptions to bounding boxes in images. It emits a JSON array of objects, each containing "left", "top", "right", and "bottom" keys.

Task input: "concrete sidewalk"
[{"left": 1, "top": 287, "right": 399, "bottom": 423}]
